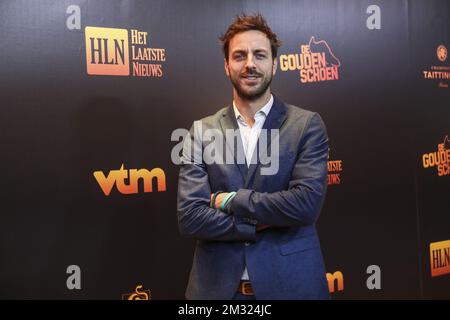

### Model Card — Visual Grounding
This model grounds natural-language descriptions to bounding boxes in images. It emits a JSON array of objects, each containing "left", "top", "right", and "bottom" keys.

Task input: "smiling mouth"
[{"left": 242, "top": 74, "right": 260, "bottom": 81}]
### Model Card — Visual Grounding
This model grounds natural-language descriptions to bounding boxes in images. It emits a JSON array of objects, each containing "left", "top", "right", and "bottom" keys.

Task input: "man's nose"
[{"left": 245, "top": 55, "right": 256, "bottom": 70}]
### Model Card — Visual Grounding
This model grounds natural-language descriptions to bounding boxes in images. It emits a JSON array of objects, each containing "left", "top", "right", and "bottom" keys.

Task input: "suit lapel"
[
  {"left": 219, "top": 105, "right": 248, "bottom": 181},
  {"left": 244, "top": 96, "right": 288, "bottom": 188}
]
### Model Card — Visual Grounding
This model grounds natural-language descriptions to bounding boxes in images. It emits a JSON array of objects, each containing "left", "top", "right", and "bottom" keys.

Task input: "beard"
[{"left": 229, "top": 69, "right": 273, "bottom": 101}]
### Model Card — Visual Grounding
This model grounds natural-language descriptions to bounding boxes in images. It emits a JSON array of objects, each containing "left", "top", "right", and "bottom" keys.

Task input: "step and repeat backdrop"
[{"left": 0, "top": 0, "right": 448, "bottom": 299}]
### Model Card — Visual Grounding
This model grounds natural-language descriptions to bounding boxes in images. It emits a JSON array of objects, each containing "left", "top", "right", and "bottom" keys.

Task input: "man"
[{"left": 177, "top": 13, "right": 330, "bottom": 300}]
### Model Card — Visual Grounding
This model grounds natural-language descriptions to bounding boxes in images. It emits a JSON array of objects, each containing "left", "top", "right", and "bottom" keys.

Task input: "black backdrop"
[{"left": 0, "top": 0, "right": 448, "bottom": 299}]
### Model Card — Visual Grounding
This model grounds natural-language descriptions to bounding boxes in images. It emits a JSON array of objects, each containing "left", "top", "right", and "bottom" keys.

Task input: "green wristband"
[
  {"left": 222, "top": 193, "right": 236, "bottom": 214},
  {"left": 219, "top": 191, "right": 236, "bottom": 211}
]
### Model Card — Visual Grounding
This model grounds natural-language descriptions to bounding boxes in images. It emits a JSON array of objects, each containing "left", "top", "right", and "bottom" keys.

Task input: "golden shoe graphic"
[{"left": 122, "top": 284, "right": 151, "bottom": 300}]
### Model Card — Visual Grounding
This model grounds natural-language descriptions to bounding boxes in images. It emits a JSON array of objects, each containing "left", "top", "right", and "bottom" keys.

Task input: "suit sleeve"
[
  {"left": 177, "top": 122, "right": 256, "bottom": 241},
  {"left": 231, "top": 113, "right": 329, "bottom": 227}
]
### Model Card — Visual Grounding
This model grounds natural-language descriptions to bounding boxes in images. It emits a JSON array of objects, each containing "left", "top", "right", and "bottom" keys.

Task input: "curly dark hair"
[{"left": 220, "top": 13, "right": 282, "bottom": 61}]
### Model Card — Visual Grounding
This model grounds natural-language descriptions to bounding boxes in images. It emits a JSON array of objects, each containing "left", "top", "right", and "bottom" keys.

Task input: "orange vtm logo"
[
  {"left": 430, "top": 240, "right": 450, "bottom": 277},
  {"left": 326, "top": 271, "right": 344, "bottom": 293},
  {"left": 85, "top": 26, "right": 129, "bottom": 76},
  {"left": 93, "top": 164, "right": 166, "bottom": 196},
  {"left": 122, "top": 285, "right": 151, "bottom": 300}
]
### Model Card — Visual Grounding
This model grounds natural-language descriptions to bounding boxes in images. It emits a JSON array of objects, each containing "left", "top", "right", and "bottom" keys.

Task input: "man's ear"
[
  {"left": 224, "top": 58, "right": 230, "bottom": 77},
  {"left": 272, "top": 58, "right": 278, "bottom": 76}
]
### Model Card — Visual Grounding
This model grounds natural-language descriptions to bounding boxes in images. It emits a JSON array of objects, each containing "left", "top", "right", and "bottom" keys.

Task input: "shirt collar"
[{"left": 233, "top": 94, "right": 273, "bottom": 120}]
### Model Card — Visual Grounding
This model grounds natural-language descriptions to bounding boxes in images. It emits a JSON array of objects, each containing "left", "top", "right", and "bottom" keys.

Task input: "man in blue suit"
[{"left": 177, "top": 13, "right": 330, "bottom": 300}]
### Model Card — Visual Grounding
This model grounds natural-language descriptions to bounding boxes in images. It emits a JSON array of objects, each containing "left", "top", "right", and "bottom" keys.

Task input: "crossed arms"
[{"left": 177, "top": 113, "right": 329, "bottom": 242}]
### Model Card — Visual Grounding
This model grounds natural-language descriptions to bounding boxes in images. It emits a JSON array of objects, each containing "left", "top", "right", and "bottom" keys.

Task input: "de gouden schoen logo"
[
  {"left": 421, "top": 135, "right": 449, "bottom": 177},
  {"left": 430, "top": 240, "right": 450, "bottom": 277},
  {"left": 279, "top": 36, "right": 341, "bottom": 84},
  {"left": 122, "top": 284, "right": 151, "bottom": 300},
  {"left": 85, "top": 26, "right": 166, "bottom": 77}
]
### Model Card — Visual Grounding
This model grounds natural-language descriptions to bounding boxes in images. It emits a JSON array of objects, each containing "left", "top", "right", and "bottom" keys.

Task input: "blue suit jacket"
[{"left": 177, "top": 96, "right": 330, "bottom": 299}]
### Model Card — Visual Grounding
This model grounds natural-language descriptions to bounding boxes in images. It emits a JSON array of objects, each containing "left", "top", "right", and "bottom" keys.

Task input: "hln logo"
[
  {"left": 430, "top": 240, "right": 450, "bottom": 277},
  {"left": 85, "top": 26, "right": 129, "bottom": 76}
]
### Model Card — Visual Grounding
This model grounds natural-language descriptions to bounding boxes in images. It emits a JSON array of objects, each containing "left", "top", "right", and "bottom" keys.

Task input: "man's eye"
[
  {"left": 256, "top": 54, "right": 266, "bottom": 59},
  {"left": 234, "top": 55, "right": 244, "bottom": 60}
]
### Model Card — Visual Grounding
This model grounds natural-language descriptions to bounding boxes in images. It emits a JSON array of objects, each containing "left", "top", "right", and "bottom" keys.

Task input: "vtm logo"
[
  {"left": 85, "top": 26, "right": 129, "bottom": 76},
  {"left": 93, "top": 164, "right": 166, "bottom": 196},
  {"left": 326, "top": 271, "right": 344, "bottom": 293},
  {"left": 430, "top": 240, "right": 450, "bottom": 277},
  {"left": 422, "top": 135, "right": 450, "bottom": 177},
  {"left": 279, "top": 36, "right": 341, "bottom": 84}
]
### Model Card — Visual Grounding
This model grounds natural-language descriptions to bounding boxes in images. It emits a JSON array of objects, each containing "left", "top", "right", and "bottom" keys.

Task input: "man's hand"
[
  {"left": 210, "top": 192, "right": 229, "bottom": 209},
  {"left": 210, "top": 193, "right": 273, "bottom": 230}
]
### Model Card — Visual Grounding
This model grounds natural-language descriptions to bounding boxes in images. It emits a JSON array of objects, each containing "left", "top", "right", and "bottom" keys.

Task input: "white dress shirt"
[{"left": 232, "top": 94, "right": 273, "bottom": 280}]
